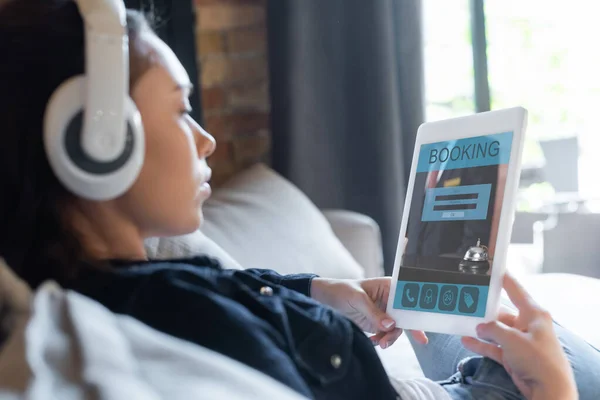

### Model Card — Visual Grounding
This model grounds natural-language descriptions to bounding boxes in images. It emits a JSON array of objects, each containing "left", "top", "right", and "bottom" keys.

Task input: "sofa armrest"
[{"left": 322, "top": 210, "right": 385, "bottom": 278}]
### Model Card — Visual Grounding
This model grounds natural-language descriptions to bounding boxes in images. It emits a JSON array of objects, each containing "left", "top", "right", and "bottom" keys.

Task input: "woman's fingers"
[
  {"left": 461, "top": 336, "right": 504, "bottom": 365},
  {"left": 503, "top": 273, "right": 538, "bottom": 313},
  {"left": 370, "top": 329, "right": 427, "bottom": 348},
  {"left": 409, "top": 330, "right": 429, "bottom": 345},
  {"left": 378, "top": 328, "right": 404, "bottom": 349},
  {"left": 477, "top": 320, "right": 525, "bottom": 348},
  {"left": 497, "top": 310, "right": 518, "bottom": 327},
  {"left": 369, "top": 331, "right": 386, "bottom": 346}
]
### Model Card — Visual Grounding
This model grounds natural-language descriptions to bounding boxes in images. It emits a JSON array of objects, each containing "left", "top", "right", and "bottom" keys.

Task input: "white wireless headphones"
[{"left": 43, "top": 0, "right": 145, "bottom": 200}]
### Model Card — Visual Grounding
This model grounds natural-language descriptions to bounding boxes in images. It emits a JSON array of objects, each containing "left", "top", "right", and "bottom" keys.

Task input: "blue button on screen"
[
  {"left": 459, "top": 287, "right": 480, "bottom": 314},
  {"left": 438, "top": 285, "right": 458, "bottom": 311},
  {"left": 419, "top": 284, "right": 438, "bottom": 309},
  {"left": 402, "top": 283, "right": 420, "bottom": 308}
]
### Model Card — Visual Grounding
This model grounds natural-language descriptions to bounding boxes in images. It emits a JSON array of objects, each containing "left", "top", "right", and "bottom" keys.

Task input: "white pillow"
[
  {"left": 0, "top": 283, "right": 308, "bottom": 400},
  {"left": 145, "top": 232, "right": 243, "bottom": 271},
  {"left": 200, "top": 164, "right": 365, "bottom": 279}
]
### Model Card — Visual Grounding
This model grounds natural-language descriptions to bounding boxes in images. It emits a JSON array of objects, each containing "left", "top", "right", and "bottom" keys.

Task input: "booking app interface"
[{"left": 394, "top": 132, "right": 513, "bottom": 317}]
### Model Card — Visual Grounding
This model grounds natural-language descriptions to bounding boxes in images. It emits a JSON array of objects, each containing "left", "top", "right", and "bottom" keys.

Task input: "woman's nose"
[{"left": 188, "top": 116, "right": 216, "bottom": 158}]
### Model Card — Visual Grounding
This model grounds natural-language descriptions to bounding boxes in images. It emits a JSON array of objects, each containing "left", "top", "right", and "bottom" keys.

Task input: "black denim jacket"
[{"left": 70, "top": 257, "right": 398, "bottom": 400}]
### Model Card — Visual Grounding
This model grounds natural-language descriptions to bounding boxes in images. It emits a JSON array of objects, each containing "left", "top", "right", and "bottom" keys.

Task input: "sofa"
[{"left": 1, "top": 163, "right": 600, "bottom": 397}]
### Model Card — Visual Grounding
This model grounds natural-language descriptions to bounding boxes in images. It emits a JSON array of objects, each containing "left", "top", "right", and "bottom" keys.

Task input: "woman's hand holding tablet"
[{"left": 463, "top": 273, "right": 577, "bottom": 400}]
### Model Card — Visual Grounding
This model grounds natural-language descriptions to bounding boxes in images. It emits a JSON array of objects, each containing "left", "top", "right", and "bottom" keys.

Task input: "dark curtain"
[{"left": 267, "top": 0, "right": 424, "bottom": 274}]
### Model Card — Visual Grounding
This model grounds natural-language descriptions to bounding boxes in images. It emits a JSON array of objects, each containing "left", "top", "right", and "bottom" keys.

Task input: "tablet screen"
[{"left": 393, "top": 132, "right": 513, "bottom": 317}]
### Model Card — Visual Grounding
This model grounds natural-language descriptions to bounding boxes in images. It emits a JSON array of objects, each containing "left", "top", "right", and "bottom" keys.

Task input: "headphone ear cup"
[{"left": 44, "top": 76, "right": 145, "bottom": 200}]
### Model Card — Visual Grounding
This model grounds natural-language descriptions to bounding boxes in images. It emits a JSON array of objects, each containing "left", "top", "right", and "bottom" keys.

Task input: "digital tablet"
[{"left": 386, "top": 107, "right": 528, "bottom": 337}]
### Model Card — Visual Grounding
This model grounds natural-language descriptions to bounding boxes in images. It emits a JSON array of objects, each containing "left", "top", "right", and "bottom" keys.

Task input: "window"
[
  {"left": 423, "top": 0, "right": 474, "bottom": 122},
  {"left": 423, "top": 0, "right": 600, "bottom": 200}
]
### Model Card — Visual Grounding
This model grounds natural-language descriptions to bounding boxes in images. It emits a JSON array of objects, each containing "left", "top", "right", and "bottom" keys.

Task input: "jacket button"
[
  {"left": 330, "top": 354, "right": 342, "bottom": 369},
  {"left": 260, "top": 286, "right": 273, "bottom": 296}
]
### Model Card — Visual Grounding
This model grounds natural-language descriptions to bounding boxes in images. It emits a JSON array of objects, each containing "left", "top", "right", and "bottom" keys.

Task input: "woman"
[{"left": 0, "top": 1, "right": 597, "bottom": 399}]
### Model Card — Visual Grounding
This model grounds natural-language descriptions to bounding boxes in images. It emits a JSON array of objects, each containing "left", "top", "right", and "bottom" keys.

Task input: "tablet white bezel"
[{"left": 386, "top": 107, "right": 528, "bottom": 337}]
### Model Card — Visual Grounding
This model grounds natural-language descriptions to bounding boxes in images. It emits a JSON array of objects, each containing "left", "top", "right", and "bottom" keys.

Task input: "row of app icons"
[{"left": 401, "top": 283, "right": 480, "bottom": 314}]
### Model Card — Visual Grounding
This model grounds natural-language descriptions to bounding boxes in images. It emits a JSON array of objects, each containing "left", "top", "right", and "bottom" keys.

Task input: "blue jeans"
[{"left": 408, "top": 323, "right": 600, "bottom": 399}]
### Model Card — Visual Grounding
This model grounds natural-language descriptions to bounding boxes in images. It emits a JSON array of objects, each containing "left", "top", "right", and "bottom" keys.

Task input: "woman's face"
[{"left": 117, "top": 32, "right": 216, "bottom": 238}]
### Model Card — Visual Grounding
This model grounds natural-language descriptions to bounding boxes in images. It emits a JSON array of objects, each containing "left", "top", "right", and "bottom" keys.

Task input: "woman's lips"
[
  {"left": 197, "top": 167, "right": 212, "bottom": 200},
  {"left": 198, "top": 182, "right": 212, "bottom": 198}
]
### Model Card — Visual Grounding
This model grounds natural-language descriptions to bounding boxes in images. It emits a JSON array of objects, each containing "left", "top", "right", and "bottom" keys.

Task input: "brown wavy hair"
[{"left": 0, "top": 0, "right": 153, "bottom": 288}]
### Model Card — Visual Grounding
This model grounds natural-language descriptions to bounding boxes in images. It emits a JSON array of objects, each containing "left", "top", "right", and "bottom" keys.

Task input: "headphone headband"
[
  {"left": 44, "top": 0, "right": 145, "bottom": 200},
  {"left": 74, "top": 0, "right": 128, "bottom": 162}
]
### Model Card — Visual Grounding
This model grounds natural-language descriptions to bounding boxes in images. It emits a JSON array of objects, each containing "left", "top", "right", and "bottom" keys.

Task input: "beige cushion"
[
  {"left": 146, "top": 164, "right": 364, "bottom": 279},
  {"left": 199, "top": 164, "right": 364, "bottom": 279}
]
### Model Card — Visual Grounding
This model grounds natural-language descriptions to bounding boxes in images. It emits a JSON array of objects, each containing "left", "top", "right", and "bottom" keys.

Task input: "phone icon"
[{"left": 402, "top": 283, "right": 420, "bottom": 308}]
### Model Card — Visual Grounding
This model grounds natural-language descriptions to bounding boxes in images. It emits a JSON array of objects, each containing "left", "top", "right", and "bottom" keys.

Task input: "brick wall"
[{"left": 195, "top": 0, "right": 271, "bottom": 186}]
